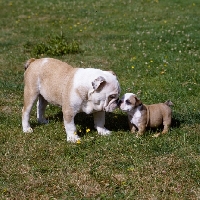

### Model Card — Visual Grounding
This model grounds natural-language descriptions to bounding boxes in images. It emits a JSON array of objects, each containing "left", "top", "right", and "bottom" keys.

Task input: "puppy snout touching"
[{"left": 117, "top": 99, "right": 122, "bottom": 107}]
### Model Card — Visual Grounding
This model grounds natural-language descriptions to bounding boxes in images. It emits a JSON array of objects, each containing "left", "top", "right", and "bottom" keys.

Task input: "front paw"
[
  {"left": 23, "top": 127, "right": 33, "bottom": 133},
  {"left": 67, "top": 133, "right": 81, "bottom": 143},
  {"left": 96, "top": 127, "right": 111, "bottom": 135}
]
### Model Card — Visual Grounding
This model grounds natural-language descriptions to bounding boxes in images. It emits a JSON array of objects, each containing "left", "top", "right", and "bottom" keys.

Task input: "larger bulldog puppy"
[{"left": 22, "top": 58, "right": 120, "bottom": 142}]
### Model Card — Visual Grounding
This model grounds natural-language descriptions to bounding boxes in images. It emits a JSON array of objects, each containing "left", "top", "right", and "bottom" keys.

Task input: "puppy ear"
[
  {"left": 92, "top": 76, "right": 106, "bottom": 91},
  {"left": 135, "top": 96, "right": 142, "bottom": 107}
]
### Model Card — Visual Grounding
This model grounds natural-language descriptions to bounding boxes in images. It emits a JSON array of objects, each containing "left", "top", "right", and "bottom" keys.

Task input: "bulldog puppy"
[
  {"left": 118, "top": 93, "right": 173, "bottom": 137},
  {"left": 22, "top": 58, "right": 120, "bottom": 142}
]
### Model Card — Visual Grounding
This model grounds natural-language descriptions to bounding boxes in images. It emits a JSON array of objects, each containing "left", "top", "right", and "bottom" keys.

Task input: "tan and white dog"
[
  {"left": 22, "top": 58, "right": 121, "bottom": 142},
  {"left": 118, "top": 93, "right": 173, "bottom": 137}
]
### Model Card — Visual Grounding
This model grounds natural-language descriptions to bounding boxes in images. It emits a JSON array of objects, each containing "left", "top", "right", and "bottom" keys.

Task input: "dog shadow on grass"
[
  {"left": 33, "top": 110, "right": 130, "bottom": 135},
  {"left": 31, "top": 109, "right": 195, "bottom": 137}
]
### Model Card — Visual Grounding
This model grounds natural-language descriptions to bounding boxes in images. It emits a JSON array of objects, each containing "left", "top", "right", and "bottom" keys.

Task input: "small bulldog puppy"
[
  {"left": 118, "top": 93, "right": 173, "bottom": 137},
  {"left": 22, "top": 58, "right": 120, "bottom": 142}
]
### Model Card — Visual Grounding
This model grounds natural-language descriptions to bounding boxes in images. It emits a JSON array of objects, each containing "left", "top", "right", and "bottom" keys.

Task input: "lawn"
[{"left": 0, "top": 0, "right": 200, "bottom": 199}]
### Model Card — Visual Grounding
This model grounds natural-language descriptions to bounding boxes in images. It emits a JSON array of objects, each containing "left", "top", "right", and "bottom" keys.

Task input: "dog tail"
[
  {"left": 164, "top": 100, "right": 173, "bottom": 107},
  {"left": 24, "top": 58, "right": 36, "bottom": 70}
]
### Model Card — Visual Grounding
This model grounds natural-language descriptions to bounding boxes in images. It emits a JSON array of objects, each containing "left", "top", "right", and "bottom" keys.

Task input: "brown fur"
[
  {"left": 128, "top": 96, "right": 172, "bottom": 137},
  {"left": 22, "top": 58, "right": 78, "bottom": 128}
]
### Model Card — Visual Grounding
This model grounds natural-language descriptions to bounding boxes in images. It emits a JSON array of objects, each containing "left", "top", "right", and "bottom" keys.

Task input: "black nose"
[{"left": 117, "top": 99, "right": 122, "bottom": 107}]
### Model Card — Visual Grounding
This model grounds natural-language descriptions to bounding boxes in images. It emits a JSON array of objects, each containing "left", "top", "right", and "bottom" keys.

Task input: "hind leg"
[
  {"left": 22, "top": 86, "right": 38, "bottom": 133},
  {"left": 37, "top": 94, "right": 48, "bottom": 124},
  {"left": 162, "top": 118, "right": 171, "bottom": 134},
  {"left": 162, "top": 124, "right": 170, "bottom": 134}
]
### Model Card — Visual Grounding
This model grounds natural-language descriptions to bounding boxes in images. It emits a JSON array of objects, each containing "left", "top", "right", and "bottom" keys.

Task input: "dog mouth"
[{"left": 104, "top": 98, "right": 119, "bottom": 112}]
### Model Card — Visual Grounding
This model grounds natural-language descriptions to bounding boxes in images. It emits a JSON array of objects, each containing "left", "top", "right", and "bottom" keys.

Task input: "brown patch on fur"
[
  {"left": 75, "top": 86, "right": 88, "bottom": 101},
  {"left": 23, "top": 58, "right": 78, "bottom": 124}
]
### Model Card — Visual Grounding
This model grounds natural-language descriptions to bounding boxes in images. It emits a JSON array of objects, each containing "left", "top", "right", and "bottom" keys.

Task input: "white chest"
[{"left": 129, "top": 109, "right": 142, "bottom": 127}]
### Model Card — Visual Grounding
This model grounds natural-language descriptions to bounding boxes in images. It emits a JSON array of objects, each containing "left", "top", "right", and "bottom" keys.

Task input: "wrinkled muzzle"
[{"left": 104, "top": 98, "right": 119, "bottom": 112}]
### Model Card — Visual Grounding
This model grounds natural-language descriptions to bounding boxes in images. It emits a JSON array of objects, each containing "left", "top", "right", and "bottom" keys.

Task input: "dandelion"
[
  {"left": 160, "top": 71, "right": 165, "bottom": 74},
  {"left": 130, "top": 56, "right": 136, "bottom": 61},
  {"left": 86, "top": 128, "right": 90, "bottom": 133},
  {"left": 131, "top": 66, "right": 135, "bottom": 69},
  {"left": 150, "top": 60, "right": 153, "bottom": 63},
  {"left": 76, "top": 139, "right": 81, "bottom": 144},
  {"left": 127, "top": 167, "right": 134, "bottom": 171}
]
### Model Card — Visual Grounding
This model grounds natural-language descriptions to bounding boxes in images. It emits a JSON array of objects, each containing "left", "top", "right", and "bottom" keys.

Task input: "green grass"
[{"left": 1, "top": 0, "right": 200, "bottom": 199}]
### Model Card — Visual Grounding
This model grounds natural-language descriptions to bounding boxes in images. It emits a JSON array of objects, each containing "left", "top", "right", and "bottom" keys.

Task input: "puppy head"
[
  {"left": 118, "top": 93, "right": 142, "bottom": 112},
  {"left": 89, "top": 71, "right": 121, "bottom": 112}
]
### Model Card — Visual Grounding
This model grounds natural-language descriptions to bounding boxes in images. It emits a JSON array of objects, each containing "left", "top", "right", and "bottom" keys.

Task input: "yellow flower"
[
  {"left": 160, "top": 71, "right": 165, "bottom": 74},
  {"left": 76, "top": 139, "right": 81, "bottom": 144},
  {"left": 131, "top": 66, "right": 135, "bottom": 69},
  {"left": 74, "top": 132, "right": 77, "bottom": 135},
  {"left": 86, "top": 128, "right": 90, "bottom": 133},
  {"left": 130, "top": 56, "right": 136, "bottom": 61},
  {"left": 127, "top": 167, "right": 134, "bottom": 171}
]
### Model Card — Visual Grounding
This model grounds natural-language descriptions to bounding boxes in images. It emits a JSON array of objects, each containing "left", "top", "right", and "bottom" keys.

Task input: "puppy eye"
[{"left": 126, "top": 100, "right": 131, "bottom": 105}]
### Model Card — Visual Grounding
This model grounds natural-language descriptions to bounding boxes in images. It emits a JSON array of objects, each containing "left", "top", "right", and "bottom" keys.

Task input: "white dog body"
[{"left": 22, "top": 58, "right": 120, "bottom": 142}]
